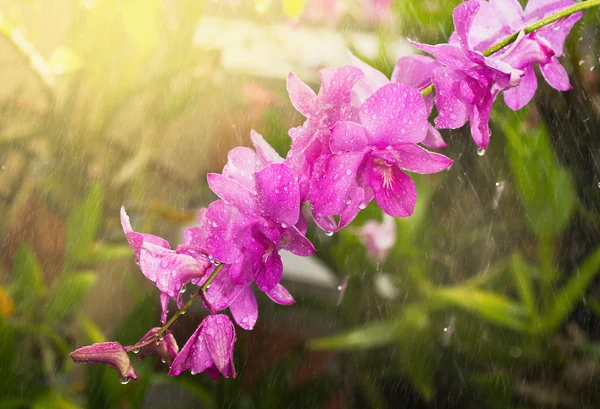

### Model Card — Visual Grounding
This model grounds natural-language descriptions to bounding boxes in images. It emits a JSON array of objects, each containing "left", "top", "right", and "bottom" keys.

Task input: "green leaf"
[
  {"left": 497, "top": 110, "right": 576, "bottom": 238},
  {"left": 86, "top": 244, "right": 132, "bottom": 263},
  {"left": 539, "top": 246, "right": 600, "bottom": 333},
  {"left": 469, "top": 371, "right": 512, "bottom": 409},
  {"left": 32, "top": 392, "right": 83, "bottom": 409},
  {"left": 150, "top": 374, "right": 216, "bottom": 409},
  {"left": 44, "top": 271, "right": 97, "bottom": 324},
  {"left": 509, "top": 252, "right": 537, "bottom": 316},
  {"left": 78, "top": 314, "right": 106, "bottom": 344},
  {"left": 309, "top": 319, "right": 402, "bottom": 350},
  {"left": 433, "top": 286, "right": 529, "bottom": 331},
  {"left": 396, "top": 305, "right": 435, "bottom": 401},
  {"left": 65, "top": 182, "right": 103, "bottom": 264},
  {"left": 9, "top": 243, "right": 46, "bottom": 312}
]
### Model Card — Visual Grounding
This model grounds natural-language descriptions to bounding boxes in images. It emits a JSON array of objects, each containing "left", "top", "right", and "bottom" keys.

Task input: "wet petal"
[
  {"left": 469, "top": 92, "right": 494, "bottom": 150},
  {"left": 540, "top": 57, "right": 571, "bottom": 91},
  {"left": 451, "top": 0, "right": 481, "bottom": 49},
  {"left": 168, "top": 323, "right": 213, "bottom": 376},
  {"left": 468, "top": 0, "right": 525, "bottom": 50},
  {"left": 255, "top": 163, "right": 300, "bottom": 227},
  {"left": 203, "top": 201, "right": 251, "bottom": 264},
  {"left": 421, "top": 125, "right": 447, "bottom": 149},
  {"left": 280, "top": 225, "right": 316, "bottom": 256},
  {"left": 393, "top": 144, "right": 453, "bottom": 174},
  {"left": 120, "top": 207, "right": 170, "bottom": 260},
  {"left": 207, "top": 173, "right": 259, "bottom": 215},
  {"left": 504, "top": 66, "right": 538, "bottom": 110},
  {"left": 251, "top": 130, "right": 284, "bottom": 165},
  {"left": 266, "top": 284, "right": 295, "bottom": 305},
  {"left": 330, "top": 121, "right": 370, "bottom": 153},
  {"left": 222, "top": 147, "right": 262, "bottom": 189},
  {"left": 202, "top": 315, "right": 237, "bottom": 378},
  {"left": 392, "top": 55, "right": 441, "bottom": 89},
  {"left": 139, "top": 243, "right": 207, "bottom": 297},
  {"left": 135, "top": 328, "right": 179, "bottom": 366},
  {"left": 205, "top": 264, "right": 244, "bottom": 310},
  {"left": 365, "top": 161, "right": 416, "bottom": 218},
  {"left": 255, "top": 251, "right": 283, "bottom": 292},
  {"left": 309, "top": 151, "right": 367, "bottom": 217},
  {"left": 287, "top": 72, "right": 317, "bottom": 118},
  {"left": 70, "top": 342, "right": 138, "bottom": 381},
  {"left": 229, "top": 286, "right": 258, "bottom": 330},
  {"left": 409, "top": 40, "right": 473, "bottom": 70},
  {"left": 359, "top": 83, "right": 428, "bottom": 146},
  {"left": 318, "top": 66, "right": 364, "bottom": 125},
  {"left": 432, "top": 68, "right": 470, "bottom": 130},
  {"left": 348, "top": 50, "right": 390, "bottom": 106}
]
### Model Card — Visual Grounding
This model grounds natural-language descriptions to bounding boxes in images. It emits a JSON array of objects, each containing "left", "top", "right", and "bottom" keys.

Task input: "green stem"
[
  {"left": 420, "top": 0, "right": 600, "bottom": 98},
  {"left": 127, "top": 263, "right": 224, "bottom": 350},
  {"left": 483, "top": 0, "right": 600, "bottom": 56}
]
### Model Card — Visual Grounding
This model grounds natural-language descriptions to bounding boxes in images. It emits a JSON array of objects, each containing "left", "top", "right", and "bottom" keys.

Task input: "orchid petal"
[
  {"left": 266, "top": 284, "right": 295, "bottom": 305},
  {"left": 168, "top": 323, "right": 213, "bottom": 377},
  {"left": 203, "top": 315, "right": 236, "bottom": 378},
  {"left": 540, "top": 57, "right": 571, "bottom": 91},
  {"left": 251, "top": 130, "right": 284, "bottom": 165},
  {"left": 365, "top": 161, "right": 416, "bottom": 218},
  {"left": 222, "top": 147, "right": 261, "bottom": 189},
  {"left": 421, "top": 125, "right": 447, "bottom": 149},
  {"left": 309, "top": 151, "right": 367, "bottom": 217},
  {"left": 255, "top": 163, "right": 300, "bottom": 227},
  {"left": 120, "top": 207, "right": 170, "bottom": 260},
  {"left": 287, "top": 72, "right": 317, "bottom": 117},
  {"left": 392, "top": 55, "right": 441, "bottom": 89},
  {"left": 432, "top": 68, "right": 470, "bottom": 129},
  {"left": 330, "top": 121, "right": 370, "bottom": 153},
  {"left": 359, "top": 83, "right": 428, "bottom": 146},
  {"left": 70, "top": 342, "right": 138, "bottom": 381},
  {"left": 504, "top": 66, "right": 538, "bottom": 110},
  {"left": 207, "top": 173, "right": 259, "bottom": 215},
  {"left": 393, "top": 144, "right": 453, "bottom": 174},
  {"left": 203, "top": 201, "right": 251, "bottom": 264},
  {"left": 229, "top": 286, "right": 258, "bottom": 330},
  {"left": 348, "top": 50, "right": 390, "bottom": 106}
]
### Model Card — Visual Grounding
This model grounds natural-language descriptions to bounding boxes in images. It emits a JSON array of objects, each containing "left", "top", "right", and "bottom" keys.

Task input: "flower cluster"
[{"left": 70, "top": 0, "right": 585, "bottom": 382}]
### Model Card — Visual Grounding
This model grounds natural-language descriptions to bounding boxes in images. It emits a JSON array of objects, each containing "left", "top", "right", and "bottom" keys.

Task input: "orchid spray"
[{"left": 70, "top": 0, "right": 600, "bottom": 382}]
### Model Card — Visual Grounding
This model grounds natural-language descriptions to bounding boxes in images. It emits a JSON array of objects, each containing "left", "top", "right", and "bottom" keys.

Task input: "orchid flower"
[
  {"left": 462, "top": 0, "right": 581, "bottom": 110},
  {"left": 169, "top": 314, "right": 237, "bottom": 379},
  {"left": 310, "top": 83, "right": 452, "bottom": 231},
  {"left": 410, "top": 0, "right": 523, "bottom": 149}
]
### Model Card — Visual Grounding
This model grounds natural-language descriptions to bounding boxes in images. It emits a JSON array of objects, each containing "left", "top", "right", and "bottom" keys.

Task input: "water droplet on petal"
[
  {"left": 161, "top": 357, "right": 166, "bottom": 364},
  {"left": 119, "top": 378, "right": 131, "bottom": 385},
  {"left": 345, "top": 169, "right": 352, "bottom": 176},
  {"left": 477, "top": 147, "right": 486, "bottom": 156},
  {"left": 132, "top": 348, "right": 140, "bottom": 354},
  {"left": 281, "top": 223, "right": 288, "bottom": 228},
  {"left": 358, "top": 203, "right": 367, "bottom": 209},
  {"left": 325, "top": 231, "right": 334, "bottom": 237},
  {"left": 211, "top": 221, "right": 218, "bottom": 228},
  {"left": 180, "top": 285, "right": 187, "bottom": 293}
]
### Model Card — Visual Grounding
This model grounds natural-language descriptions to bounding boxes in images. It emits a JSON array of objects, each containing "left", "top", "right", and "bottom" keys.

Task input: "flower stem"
[
  {"left": 483, "top": 0, "right": 600, "bottom": 56},
  {"left": 420, "top": 0, "right": 600, "bottom": 98},
  {"left": 126, "top": 263, "right": 224, "bottom": 351}
]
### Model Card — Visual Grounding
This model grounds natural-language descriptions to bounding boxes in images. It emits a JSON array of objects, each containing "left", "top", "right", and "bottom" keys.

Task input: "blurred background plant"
[{"left": 1, "top": 0, "right": 600, "bottom": 408}]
